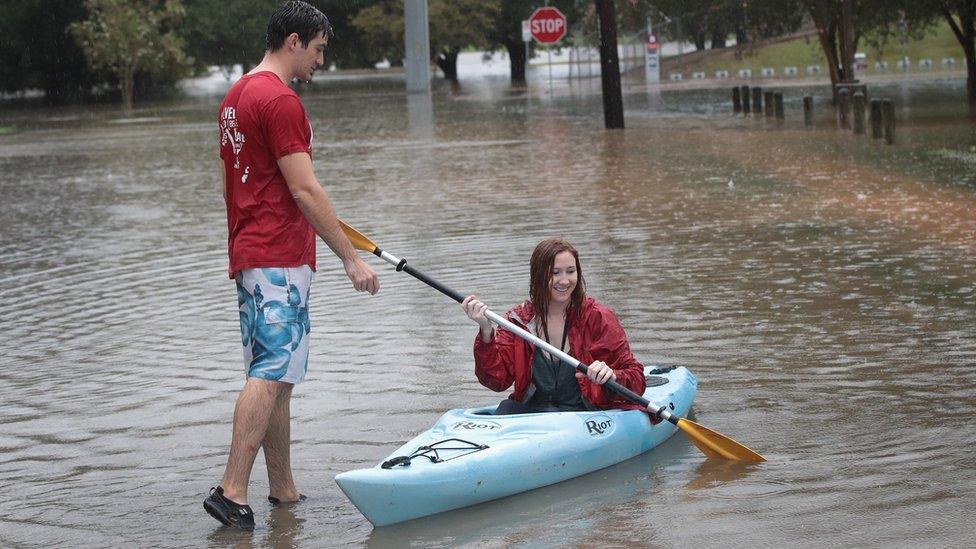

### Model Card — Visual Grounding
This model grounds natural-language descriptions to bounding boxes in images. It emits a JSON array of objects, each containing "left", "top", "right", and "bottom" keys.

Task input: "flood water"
[{"left": 1, "top": 70, "right": 975, "bottom": 548}]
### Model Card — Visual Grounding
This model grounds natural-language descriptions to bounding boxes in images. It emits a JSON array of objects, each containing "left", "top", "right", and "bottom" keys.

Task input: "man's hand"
[{"left": 343, "top": 257, "right": 379, "bottom": 295}]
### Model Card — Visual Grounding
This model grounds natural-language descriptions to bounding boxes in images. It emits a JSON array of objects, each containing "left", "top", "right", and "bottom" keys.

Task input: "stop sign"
[{"left": 529, "top": 7, "right": 567, "bottom": 45}]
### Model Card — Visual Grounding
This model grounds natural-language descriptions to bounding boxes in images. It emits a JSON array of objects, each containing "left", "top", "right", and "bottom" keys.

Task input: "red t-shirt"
[{"left": 218, "top": 71, "right": 316, "bottom": 278}]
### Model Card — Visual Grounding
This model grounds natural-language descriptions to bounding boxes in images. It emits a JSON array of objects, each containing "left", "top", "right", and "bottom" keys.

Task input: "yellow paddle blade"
[
  {"left": 676, "top": 418, "right": 766, "bottom": 462},
  {"left": 339, "top": 219, "right": 377, "bottom": 253}
]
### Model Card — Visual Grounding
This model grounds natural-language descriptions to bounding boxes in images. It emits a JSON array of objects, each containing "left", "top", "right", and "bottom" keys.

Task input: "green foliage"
[
  {"left": 573, "top": 0, "right": 622, "bottom": 42},
  {"left": 70, "top": 0, "right": 190, "bottom": 76},
  {"left": 311, "top": 1, "right": 387, "bottom": 69},
  {"left": 352, "top": 0, "right": 499, "bottom": 65},
  {"left": 428, "top": 0, "right": 499, "bottom": 55},
  {"left": 181, "top": 0, "right": 276, "bottom": 73},
  {"left": 70, "top": 0, "right": 191, "bottom": 112},
  {"left": 0, "top": 0, "right": 93, "bottom": 101},
  {"left": 180, "top": 1, "right": 385, "bottom": 71},
  {"left": 351, "top": 1, "right": 404, "bottom": 63},
  {"left": 644, "top": 0, "right": 808, "bottom": 48}
]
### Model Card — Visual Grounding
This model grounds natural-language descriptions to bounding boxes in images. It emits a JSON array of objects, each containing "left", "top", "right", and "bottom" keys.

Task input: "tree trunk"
[
  {"left": 944, "top": 8, "right": 976, "bottom": 105},
  {"left": 435, "top": 47, "right": 460, "bottom": 82},
  {"left": 711, "top": 26, "right": 727, "bottom": 49},
  {"left": 736, "top": 28, "right": 748, "bottom": 45},
  {"left": 121, "top": 65, "right": 134, "bottom": 117},
  {"left": 966, "top": 38, "right": 976, "bottom": 105},
  {"left": 505, "top": 39, "right": 527, "bottom": 85},
  {"left": 811, "top": 18, "right": 841, "bottom": 92},
  {"left": 735, "top": 5, "right": 748, "bottom": 45},
  {"left": 837, "top": 0, "right": 855, "bottom": 83},
  {"left": 805, "top": 1, "right": 842, "bottom": 97},
  {"left": 695, "top": 30, "right": 706, "bottom": 51}
]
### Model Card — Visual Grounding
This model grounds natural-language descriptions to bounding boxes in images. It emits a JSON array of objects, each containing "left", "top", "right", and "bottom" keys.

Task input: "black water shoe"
[
  {"left": 268, "top": 493, "right": 306, "bottom": 505},
  {"left": 204, "top": 486, "right": 255, "bottom": 532}
]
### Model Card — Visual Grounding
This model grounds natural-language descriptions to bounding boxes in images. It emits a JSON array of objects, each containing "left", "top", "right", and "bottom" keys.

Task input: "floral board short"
[{"left": 235, "top": 266, "right": 314, "bottom": 384}]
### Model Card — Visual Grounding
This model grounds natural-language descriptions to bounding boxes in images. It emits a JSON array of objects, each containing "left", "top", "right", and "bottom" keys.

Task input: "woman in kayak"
[{"left": 461, "top": 238, "right": 646, "bottom": 415}]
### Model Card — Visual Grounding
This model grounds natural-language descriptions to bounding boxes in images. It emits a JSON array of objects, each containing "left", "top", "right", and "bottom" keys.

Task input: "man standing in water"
[{"left": 205, "top": 1, "right": 379, "bottom": 531}]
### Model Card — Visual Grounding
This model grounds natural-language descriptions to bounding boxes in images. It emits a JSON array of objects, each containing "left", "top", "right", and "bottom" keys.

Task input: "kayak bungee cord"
[{"left": 381, "top": 438, "right": 488, "bottom": 469}]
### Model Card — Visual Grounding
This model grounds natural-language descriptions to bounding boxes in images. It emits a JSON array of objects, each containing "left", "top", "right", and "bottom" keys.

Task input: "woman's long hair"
[{"left": 529, "top": 238, "right": 586, "bottom": 339}]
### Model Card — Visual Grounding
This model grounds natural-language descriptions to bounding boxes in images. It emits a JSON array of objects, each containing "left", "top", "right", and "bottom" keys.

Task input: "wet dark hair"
[
  {"left": 266, "top": 1, "right": 334, "bottom": 52},
  {"left": 529, "top": 238, "right": 586, "bottom": 337}
]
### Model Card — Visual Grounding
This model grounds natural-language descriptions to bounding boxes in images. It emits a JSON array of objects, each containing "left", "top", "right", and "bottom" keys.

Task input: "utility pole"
[
  {"left": 404, "top": 0, "right": 431, "bottom": 93},
  {"left": 595, "top": 0, "right": 624, "bottom": 129}
]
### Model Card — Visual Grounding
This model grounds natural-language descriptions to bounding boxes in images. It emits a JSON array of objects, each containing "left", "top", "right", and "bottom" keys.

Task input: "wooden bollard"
[
  {"left": 741, "top": 85, "right": 751, "bottom": 113},
  {"left": 764, "top": 90, "right": 774, "bottom": 117},
  {"left": 870, "top": 98, "right": 883, "bottom": 138},
  {"left": 838, "top": 88, "right": 851, "bottom": 128},
  {"left": 882, "top": 98, "right": 895, "bottom": 144},
  {"left": 732, "top": 87, "right": 742, "bottom": 113},
  {"left": 774, "top": 92, "right": 784, "bottom": 119},
  {"left": 803, "top": 96, "right": 813, "bottom": 126},
  {"left": 752, "top": 87, "right": 763, "bottom": 114},
  {"left": 852, "top": 92, "right": 866, "bottom": 134}
]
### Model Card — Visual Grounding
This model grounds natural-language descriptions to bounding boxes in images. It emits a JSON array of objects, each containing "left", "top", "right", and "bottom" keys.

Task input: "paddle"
[{"left": 340, "top": 220, "right": 766, "bottom": 462}]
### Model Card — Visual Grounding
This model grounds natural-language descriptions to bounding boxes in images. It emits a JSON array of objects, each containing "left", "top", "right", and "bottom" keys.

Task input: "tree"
[
  {"left": 352, "top": 0, "right": 499, "bottom": 83},
  {"left": 915, "top": 1, "right": 976, "bottom": 104},
  {"left": 647, "top": 0, "right": 756, "bottom": 51},
  {"left": 483, "top": 0, "right": 577, "bottom": 85},
  {"left": 485, "top": 1, "right": 532, "bottom": 85},
  {"left": 70, "top": 0, "right": 191, "bottom": 115},
  {"left": 943, "top": 1, "right": 976, "bottom": 103},
  {"left": 0, "top": 0, "right": 94, "bottom": 102},
  {"left": 180, "top": 1, "right": 385, "bottom": 73},
  {"left": 351, "top": 1, "right": 404, "bottom": 66},
  {"left": 801, "top": 0, "right": 914, "bottom": 89},
  {"left": 181, "top": 0, "right": 275, "bottom": 76},
  {"left": 313, "top": 0, "right": 388, "bottom": 69},
  {"left": 429, "top": 0, "right": 499, "bottom": 81}
]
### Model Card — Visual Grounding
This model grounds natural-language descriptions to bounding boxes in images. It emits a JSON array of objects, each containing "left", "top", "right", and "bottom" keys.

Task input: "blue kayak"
[{"left": 335, "top": 365, "right": 697, "bottom": 527}]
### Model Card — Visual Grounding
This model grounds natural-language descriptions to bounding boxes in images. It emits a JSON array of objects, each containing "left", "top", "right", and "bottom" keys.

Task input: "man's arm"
[
  {"left": 278, "top": 152, "right": 379, "bottom": 295},
  {"left": 219, "top": 158, "right": 226, "bottom": 200}
]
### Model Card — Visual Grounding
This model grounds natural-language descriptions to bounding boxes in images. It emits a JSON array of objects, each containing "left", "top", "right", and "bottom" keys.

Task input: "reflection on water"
[{"left": 0, "top": 73, "right": 974, "bottom": 547}]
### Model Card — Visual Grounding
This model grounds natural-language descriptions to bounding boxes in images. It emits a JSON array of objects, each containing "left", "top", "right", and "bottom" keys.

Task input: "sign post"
[
  {"left": 644, "top": 19, "right": 660, "bottom": 84},
  {"left": 529, "top": 7, "right": 567, "bottom": 92}
]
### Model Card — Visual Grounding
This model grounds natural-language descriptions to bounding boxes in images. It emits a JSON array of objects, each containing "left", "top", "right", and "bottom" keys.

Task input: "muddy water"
[{"left": 1, "top": 74, "right": 974, "bottom": 548}]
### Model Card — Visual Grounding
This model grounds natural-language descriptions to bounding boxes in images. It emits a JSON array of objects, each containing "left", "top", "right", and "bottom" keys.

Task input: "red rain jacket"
[{"left": 473, "top": 296, "right": 646, "bottom": 411}]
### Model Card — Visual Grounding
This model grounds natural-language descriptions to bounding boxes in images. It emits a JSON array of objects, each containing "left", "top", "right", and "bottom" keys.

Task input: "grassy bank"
[{"left": 664, "top": 21, "right": 966, "bottom": 78}]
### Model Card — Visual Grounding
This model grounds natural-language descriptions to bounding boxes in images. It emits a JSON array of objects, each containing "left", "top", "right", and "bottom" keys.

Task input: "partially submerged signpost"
[
  {"left": 528, "top": 7, "right": 567, "bottom": 93},
  {"left": 644, "top": 18, "right": 660, "bottom": 84}
]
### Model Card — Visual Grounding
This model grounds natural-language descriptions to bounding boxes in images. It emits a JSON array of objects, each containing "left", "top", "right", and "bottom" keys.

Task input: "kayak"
[{"left": 335, "top": 365, "right": 697, "bottom": 527}]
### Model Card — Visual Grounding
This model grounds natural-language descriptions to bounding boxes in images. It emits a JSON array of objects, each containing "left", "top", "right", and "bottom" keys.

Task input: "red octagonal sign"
[{"left": 529, "top": 7, "right": 567, "bottom": 45}]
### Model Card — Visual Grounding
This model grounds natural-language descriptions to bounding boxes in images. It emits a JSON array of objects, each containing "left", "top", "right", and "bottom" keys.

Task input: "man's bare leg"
[
  {"left": 219, "top": 378, "right": 286, "bottom": 504},
  {"left": 263, "top": 383, "right": 301, "bottom": 502}
]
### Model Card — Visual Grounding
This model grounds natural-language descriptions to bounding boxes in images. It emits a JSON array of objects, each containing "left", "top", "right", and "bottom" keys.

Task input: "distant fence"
[
  {"left": 561, "top": 33, "right": 652, "bottom": 80},
  {"left": 666, "top": 57, "right": 962, "bottom": 82}
]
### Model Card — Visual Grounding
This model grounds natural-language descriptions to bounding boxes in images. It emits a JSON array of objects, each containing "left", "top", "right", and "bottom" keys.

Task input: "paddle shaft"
[{"left": 369, "top": 246, "right": 677, "bottom": 425}]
